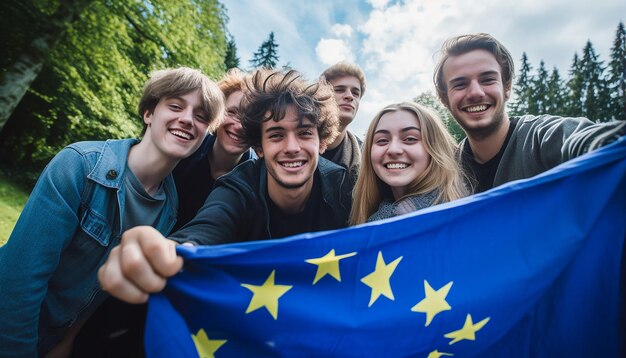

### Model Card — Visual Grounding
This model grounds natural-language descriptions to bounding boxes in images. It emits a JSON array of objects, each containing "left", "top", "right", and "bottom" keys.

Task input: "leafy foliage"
[
  {"left": 0, "top": 0, "right": 229, "bottom": 183},
  {"left": 414, "top": 91, "right": 465, "bottom": 142}
]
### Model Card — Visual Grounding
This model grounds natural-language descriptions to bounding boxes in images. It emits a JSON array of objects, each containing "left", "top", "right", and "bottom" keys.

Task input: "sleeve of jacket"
[
  {"left": 0, "top": 147, "right": 86, "bottom": 356},
  {"left": 563, "top": 119, "right": 626, "bottom": 159},
  {"left": 169, "top": 181, "right": 252, "bottom": 246}
]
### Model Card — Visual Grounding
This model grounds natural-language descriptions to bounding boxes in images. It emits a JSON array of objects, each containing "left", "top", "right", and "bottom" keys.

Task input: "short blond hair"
[
  {"left": 138, "top": 67, "right": 224, "bottom": 134},
  {"left": 321, "top": 62, "right": 366, "bottom": 97}
]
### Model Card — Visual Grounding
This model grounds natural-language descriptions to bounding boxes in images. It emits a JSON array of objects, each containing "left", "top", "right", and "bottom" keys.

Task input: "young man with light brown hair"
[
  {"left": 321, "top": 61, "right": 367, "bottom": 185},
  {"left": 433, "top": 33, "right": 625, "bottom": 193}
]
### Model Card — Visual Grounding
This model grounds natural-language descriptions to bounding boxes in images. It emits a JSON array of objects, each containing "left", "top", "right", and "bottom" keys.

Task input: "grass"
[{"left": 0, "top": 175, "right": 29, "bottom": 246}]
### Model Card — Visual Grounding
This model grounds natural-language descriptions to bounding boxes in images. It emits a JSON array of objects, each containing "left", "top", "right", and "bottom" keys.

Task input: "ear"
[
  {"left": 143, "top": 110, "right": 153, "bottom": 125},
  {"left": 254, "top": 146, "right": 263, "bottom": 158},
  {"left": 319, "top": 142, "right": 328, "bottom": 154},
  {"left": 504, "top": 86, "right": 512, "bottom": 101}
]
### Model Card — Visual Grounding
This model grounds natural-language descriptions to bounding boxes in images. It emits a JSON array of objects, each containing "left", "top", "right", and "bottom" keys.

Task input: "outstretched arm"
[{"left": 98, "top": 226, "right": 183, "bottom": 304}]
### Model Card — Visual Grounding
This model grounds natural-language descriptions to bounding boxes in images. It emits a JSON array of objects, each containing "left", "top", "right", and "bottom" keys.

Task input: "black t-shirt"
[
  {"left": 172, "top": 137, "right": 216, "bottom": 231},
  {"left": 461, "top": 117, "right": 518, "bottom": 193},
  {"left": 321, "top": 137, "right": 344, "bottom": 162},
  {"left": 267, "top": 173, "right": 322, "bottom": 239}
]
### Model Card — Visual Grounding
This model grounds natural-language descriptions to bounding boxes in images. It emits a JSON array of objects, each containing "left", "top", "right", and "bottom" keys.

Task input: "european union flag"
[{"left": 145, "top": 137, "right": 626, "bottom": 357}]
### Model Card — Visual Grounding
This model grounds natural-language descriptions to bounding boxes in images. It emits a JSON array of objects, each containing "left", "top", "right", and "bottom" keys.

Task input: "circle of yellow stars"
[{"left": 190, "top": 249, "right": 491, "bottom": 357}]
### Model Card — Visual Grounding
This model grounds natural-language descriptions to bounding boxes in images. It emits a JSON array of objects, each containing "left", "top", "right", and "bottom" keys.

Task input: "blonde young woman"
[{"left": 350, "top": 102, "right": 468, "bottom": 225}]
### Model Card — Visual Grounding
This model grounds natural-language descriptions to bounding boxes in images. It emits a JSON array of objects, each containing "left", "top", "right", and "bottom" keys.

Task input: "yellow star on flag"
[
  {"left": 191, "top": 328, "right": 226, "bottom": 358},
  {"left": 411, "top": 280, "right": 453, "bottom": 326},
  {"left": 427, "top": 350, "right": 454, "bottom": 358},
  {"left": 305, "top": 249, "right": 357, "bottom": 284},
  {"left": 360, "top": 251, "right": 403, "bottom": 307},
  {"left": 444, "top": 314, "right": 490, "bottom": 345},
  {"left": 241, "top": 270, "right": 292, "bottom": 320}
]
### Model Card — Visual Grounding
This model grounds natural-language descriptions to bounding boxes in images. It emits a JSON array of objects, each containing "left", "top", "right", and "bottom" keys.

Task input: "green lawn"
[{"left": 0, "top": 176, "right": 29, "bottom": 246}]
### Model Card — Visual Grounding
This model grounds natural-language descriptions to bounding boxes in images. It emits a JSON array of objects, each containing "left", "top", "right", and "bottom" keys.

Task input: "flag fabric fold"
[{"left": 145, "top": 137, "right": 626, "bottom": 357}]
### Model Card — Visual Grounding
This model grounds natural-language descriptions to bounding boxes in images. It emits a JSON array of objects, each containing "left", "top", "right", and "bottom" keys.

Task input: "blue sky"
[{"left": 222, "top": 0, "right": 625, "bottom": 138}]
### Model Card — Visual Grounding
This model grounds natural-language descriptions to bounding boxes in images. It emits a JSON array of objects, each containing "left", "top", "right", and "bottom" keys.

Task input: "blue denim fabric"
[{"left": 0, "top": 139, "right": 178, "bottom": 357}]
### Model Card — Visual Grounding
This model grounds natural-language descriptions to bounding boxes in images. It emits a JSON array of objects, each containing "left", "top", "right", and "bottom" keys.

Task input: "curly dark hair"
[{"left": 240, "top": 69, "right": 340, "bottom": 149}]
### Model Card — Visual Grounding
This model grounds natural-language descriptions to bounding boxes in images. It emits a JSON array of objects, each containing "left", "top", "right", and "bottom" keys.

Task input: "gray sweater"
[{"left": 460, "top": 115, "right": 625, "bottom": 189}]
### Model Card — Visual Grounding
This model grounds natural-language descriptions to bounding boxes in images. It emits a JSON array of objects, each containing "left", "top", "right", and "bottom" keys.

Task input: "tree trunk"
[{"left": 0, "top": 0, "right": 93, "bottom": 134}]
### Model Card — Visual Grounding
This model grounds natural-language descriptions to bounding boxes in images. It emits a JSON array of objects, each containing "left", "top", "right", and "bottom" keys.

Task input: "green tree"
[
  {"left": 414, "top": 91, "right": 465, "bottom": 141},
  {"left": 0, "top": 0, "right": 94, "bottom": 133},
  {"left": 565, "top": 53, "right": 585, "bottom": 117},
  {"left": 224, "top": 35, "right": 240, "bottom": 70},
  {"left": 544, "top": 67, "right": 567, "bottom": 115},
  {"left": 579, "top": 41, "right": 611, "bottom": 122},
  {"left": 510, "top": 53, "right": 533, "bottom": 115},
  {"left": 0, "top": 0, "right": 229, "bottom": 182},
  {"left": 529, "top": 60, "right": 550, "bottom": 114},
  {"left": 250, "top": 32, "right": 280, "bottom": 69},
  {"left": 608, "top": 21, "right": 626, "bottom": 121}
]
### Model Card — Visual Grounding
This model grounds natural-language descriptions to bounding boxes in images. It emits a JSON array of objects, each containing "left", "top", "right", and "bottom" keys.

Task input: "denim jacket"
[{"left": 0, "top": 139, "right": 178, "bottom": 357}]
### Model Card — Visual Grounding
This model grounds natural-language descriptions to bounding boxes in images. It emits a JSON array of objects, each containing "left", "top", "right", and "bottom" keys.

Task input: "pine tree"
[
  {"left": 510, "top": 53, "right": 533, "bottom": 115},
  {"left": 565, "top": 53, "right": 585, "bottom": 117},
  {"left": 250, "top": 32, "right": 279, "bottom": 69},
  {"left": 530, "top": 60, "right": 549, "bottom": 114},
  {"left": 580, "top": 41, "right": 610, "bottom": 122},
  {"left": 224, "top": 36, "right": 240, "bottom": 70},
  {"left": 544, "top": 67, "right": 566, "bottom": 115},
  {"left": 608, "top": 21, "right": 626, "bottom": 121}
]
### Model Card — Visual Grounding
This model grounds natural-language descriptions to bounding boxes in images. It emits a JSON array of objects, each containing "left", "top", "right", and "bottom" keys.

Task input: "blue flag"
[{"left": 145, "top": 137, "right": 626, "bottom": 357}]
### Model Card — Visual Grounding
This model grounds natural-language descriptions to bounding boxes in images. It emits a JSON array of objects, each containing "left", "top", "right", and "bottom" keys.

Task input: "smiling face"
[
  {"left": 257, "top": 106, "right": 320, "bottom": 195},
  {"left": 370, "top": 110, "right": 431, "bottom": 200},
  {"left": 443, "top": 49, "right": 510, "bottom": 139},
  {"left": 143, "top": 89, "right": 209, "bottom": 160},
  {"left": 216, "top": 90, "right": 248, "bottom": 155},
  {"left": 329, "top": 75, "right": 362, "bottom": 129}
]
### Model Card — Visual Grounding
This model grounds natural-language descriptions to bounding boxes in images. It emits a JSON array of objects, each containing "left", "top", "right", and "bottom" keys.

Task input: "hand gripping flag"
[{"left": 145, "top": 137, "right": 626, "bottom": 357}]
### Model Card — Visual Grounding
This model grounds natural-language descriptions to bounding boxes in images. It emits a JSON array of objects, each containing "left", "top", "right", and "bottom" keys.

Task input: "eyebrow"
[
  {"left": 374, "top": 126, "right": 420, "bottom": 135},
  {"left": 334, "top": 85, "right": 361, "bottom": 92},
  {"left": 264, "top": 123, "right": 315, "bottom": 133},
  {"left": 449, "top": 70, "right": 500, "bottom": 85}
]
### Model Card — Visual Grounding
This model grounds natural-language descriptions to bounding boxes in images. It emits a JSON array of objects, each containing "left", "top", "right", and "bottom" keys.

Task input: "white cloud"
[
  {"left": 367, "top": 0, "right": 391, "bottom": 10},
  {"left": 315, "top": 38, "right": 355, "bottom": 66},
  {"left": 223, "top": 0, "right": 626, "bottom": 138},
  {"left": 331, "top": 24, "right": 353, "bottom": 38}
]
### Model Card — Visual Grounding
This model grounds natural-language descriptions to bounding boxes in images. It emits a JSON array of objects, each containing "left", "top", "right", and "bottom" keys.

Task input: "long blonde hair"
[{"left": 349, "top": 102, "right": 469, "bottom": 225}]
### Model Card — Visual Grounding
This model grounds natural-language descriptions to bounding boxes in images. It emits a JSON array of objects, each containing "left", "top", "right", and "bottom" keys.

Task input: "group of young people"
[{"left": 1, "top": 33, "right": 624, "bottom": 356}]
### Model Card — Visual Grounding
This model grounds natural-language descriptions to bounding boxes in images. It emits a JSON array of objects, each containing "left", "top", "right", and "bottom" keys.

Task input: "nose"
[
  {"left": 466, "top": 80, "right": 485, "bottom": 99},
  {"left": 387, "top": 138, "right": 403, "bottom": 155},
  {"left": 284, "top": 132, "right": 301, "bottom": 153},
  {"left": 342, "top": 90, "right": 354, "bottom": 101},
  {"left": 179, "top": 107, "right": 194, "bottom": 127}
]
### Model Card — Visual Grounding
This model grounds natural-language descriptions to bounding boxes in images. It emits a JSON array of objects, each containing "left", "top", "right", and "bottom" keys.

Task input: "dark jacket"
[
  {"left": 170, "top": 157, "right": 352, "bottom": 245},
  {"left": 173, "top": 134, "right": 255, "bottom": 230}
]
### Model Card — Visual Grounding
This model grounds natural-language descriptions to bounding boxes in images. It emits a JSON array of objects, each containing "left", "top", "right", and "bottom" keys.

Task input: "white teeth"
[
  {"left": 282, "top": 161, "right": 303, "bottom": 168},
  {"left": 465, "top": 105, "right": 487, "bottom": 113},
  {"left": 227, "top": 132, "right": 241, "bottom": 142},
  {"left": 386, "top": 163, "right": 408, "bottom": 169},
  {"left": 170, "top": 130, "right": 191, "bottom": 140}
]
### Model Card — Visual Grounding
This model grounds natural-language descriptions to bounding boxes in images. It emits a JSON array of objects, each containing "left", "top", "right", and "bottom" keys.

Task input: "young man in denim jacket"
[
  {"left": 0, "top": 67, "right": 223, "bottom": 357},
  {"left": 98, "top": 68, "right": 352, "bottom": 304}
]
